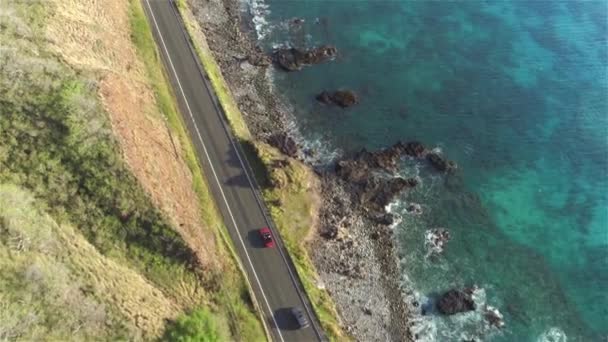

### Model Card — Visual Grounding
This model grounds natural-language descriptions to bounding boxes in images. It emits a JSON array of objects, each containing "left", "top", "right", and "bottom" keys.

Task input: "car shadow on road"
[
  {"left": 224, "top": 173, "right": 251, "bottom": 188},
  {"left": 247, "top": 229, "right": 265, "bottom": 249},
  {"left": 220, "top": 144, "right": 253, "bottom": 188},
  {"left": 273, "top": 308, "right": 300, "bottom": 331}
]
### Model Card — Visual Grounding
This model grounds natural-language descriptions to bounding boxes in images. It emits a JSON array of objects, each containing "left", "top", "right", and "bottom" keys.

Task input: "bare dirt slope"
[{"left": 45, "top": 0, "right": 216, "bottom": 267}]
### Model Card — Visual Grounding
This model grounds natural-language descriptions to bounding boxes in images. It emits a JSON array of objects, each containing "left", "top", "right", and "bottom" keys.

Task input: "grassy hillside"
[{"left": 0, "top": 0, "right": 264, "bottom": 340}]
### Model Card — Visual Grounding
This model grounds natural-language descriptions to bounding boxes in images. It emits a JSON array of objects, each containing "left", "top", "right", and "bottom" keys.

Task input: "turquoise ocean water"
[{"left": 247, "top": 0, "right": 608, "bottom": 340}]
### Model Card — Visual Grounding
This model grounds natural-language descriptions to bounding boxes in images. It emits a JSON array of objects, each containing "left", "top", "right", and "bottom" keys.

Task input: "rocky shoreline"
[{"left": 185, "top": 0, "right": 456, "bottom": 340}]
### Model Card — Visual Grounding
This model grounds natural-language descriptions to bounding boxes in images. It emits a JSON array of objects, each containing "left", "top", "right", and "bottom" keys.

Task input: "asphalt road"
[{"left": 141, "top": 1, "right": 325, "bottom": 341}]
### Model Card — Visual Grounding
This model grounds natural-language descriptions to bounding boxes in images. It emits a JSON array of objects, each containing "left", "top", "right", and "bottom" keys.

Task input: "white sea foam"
[
  {"left": 537, "top": 327, "right": 568, "bottom": 342},
  {"left": 385, "top": 200, "right": 400, "bottom": 214},
  {"left": 244, "top": 0, "right": 272, "bottom": 40},
  {"left": 298, "top": 135, "right": 343, "bottom": 166},
  {"left": 399, "top": 278, "right": 507, "bottom": 342},
  {"left": 431, "top": 146, "right": 443, "bottom": 154},
  {"left": 463, "top": 143, "right": 475, "bottom": 156}
]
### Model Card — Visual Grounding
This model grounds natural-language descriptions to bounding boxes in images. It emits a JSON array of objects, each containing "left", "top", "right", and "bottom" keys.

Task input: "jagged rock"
[
  {"left": 316, "top": 90, "right": 359, "bottom": 108},
  {"left": 335, "top": 158, "right": 371, "bottom": 184},
  {"left": 373, "top": 213, "right": 394, "bottom": 226},
  {"left": 290, "top": 17, "right": 305, "bottom": 25},
  {"left": 401, "top": 141, "right": 427, "bottom": 158},
  {"left": 334, "top": 146, "right": 403, "bottom": 184},
  {"left": 436, "top": 288, "right": 476, "bottom": 315},
  {"left": 427, "top": 152, "right": 457, "bottom": 173},
  {"left": 368, "top": 177, "right": 418, "bottom": 210},
  {"left": 406, "top": 202, "right": 423, "bottom": 215},
  {"left": 268, "top": 133, "right": 298, "bottom": 157},
  {"left": 247, "top": 54, "right": 271, "bottom": 66},
  {"left": 485, "top": 306, "right": 505, "bottom": 328},
  {"left": 273, "top": 45, "right": 338, "bottom": 71}
]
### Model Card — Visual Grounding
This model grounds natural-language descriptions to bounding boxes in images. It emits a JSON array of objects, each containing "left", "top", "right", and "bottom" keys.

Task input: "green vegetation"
[
  {"left": 173, "top": 3, "right": 348, "bottom": 340},
  {"left": 163, "top": 300, "right": 264, "bottom": 342},
  {"left": 128, "top": 0, "right": 265, "bottom": 340},
  {"left": 163, "top": 308, "right": 229, "bottom": 342}
]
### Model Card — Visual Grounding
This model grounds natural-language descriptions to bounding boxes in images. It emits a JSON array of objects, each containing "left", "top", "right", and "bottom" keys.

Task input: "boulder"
[
  {"left": 368, "top": 148, "right": 402, "bottom": 171},
  {"left": 320, "top": 225, "right": 338, "bottom": 239},
  {"left": 368, "top": 177, "right": 418, "bottom": 209},
  {"left": 406, "top": 203, "right": 423, "bottom": 215},
  {"left": 427, "top": 152, "right": 457, "bottom": 173},
  {"left": 273, "top": 45, "right": 337, "bottom": 71},
  {"left": 290, "top": 17, "right": 305, "bottom": 25},
  {"left": 268, "top": 133, "right": 298, "bottom": 157},
  {"left": 436, "top": 288, "right": 476, "bottom": 315},
  {"left": 485, "top": 306, "right": 505, "bottom": 328},
  {"left": 247, "top": 54, "right": 271, "bottom": 67},
  {"left": 316, "top": 90, "right": 359, "bottom": 108},
  {"left": 335, "top": 158, "right": 371, "bottom": 185},
  {"left": 372, "top": 213, "right": 394, "bottom": 226},
  {"left": 401, "top": 141, "right": 427, "bottom": 158}
]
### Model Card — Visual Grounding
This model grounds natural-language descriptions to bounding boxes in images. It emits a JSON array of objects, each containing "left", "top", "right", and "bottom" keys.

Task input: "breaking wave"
[
  {"left": 242, "top": 0, "right": 271, "bottom": 40},
  {"left": 537, "top": 327, "right": 568, "bottom": 342}
]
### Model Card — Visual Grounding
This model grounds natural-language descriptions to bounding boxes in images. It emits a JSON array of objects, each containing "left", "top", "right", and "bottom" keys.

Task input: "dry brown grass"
[{"left": 45, "top": 0, "right": 217, "bottom": 269}]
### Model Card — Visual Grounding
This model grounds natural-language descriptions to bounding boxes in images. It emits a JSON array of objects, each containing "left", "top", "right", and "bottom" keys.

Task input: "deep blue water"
[{"left": 248, "top": 0, "right": 608, "bottom": 340}]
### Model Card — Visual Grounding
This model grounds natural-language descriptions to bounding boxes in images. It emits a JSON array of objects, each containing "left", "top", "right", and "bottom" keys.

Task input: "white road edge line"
[{"left": 142, "top": 1, "right": 284, "bottom": 341}]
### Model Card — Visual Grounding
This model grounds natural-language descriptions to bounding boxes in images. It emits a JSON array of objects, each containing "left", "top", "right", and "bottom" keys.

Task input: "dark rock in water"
[
  {"left": 290, "top": 17, "right": 305, "bottom": 25},
  {"left": 273, "top": 45, "right": 338, "bottom": 71},
  {"left": 436, "top": 288, "right": 476, "bottom": 315},
  {"left": 316, "top": 91, "right": 332, "bottom": 104},
  {"left": 367, "top": 148, "right": 401, "bottom": 171},
  {"left": 268, "top": 133, "right": 298, "bottom": 157},
  {"left": 406, "top": 202, "right": 423, "bottom": 215},
  {"left": 427, "top": 152, "right": 457, "bottom": 173},
  {"left": 336, "top": 141, "right": 430, "bottom": 183},
  {"left": 373, "top": 213, "right": 394, "bottom": 226},
  {"left": 334, "top": 142, "right": 423, "bottom": 222},
  {"left": 316, "top": 90, "right": 359, "bottom": 108},
  {"left": 401, "top": 141, "right": 427, "bottom": 158},
  {"left": 335, "top": 160, "right": 366, "bottom": 184},
  {"left": 485, "top": 306, "right": 505, "bottom": 328},
  {"left": 332, "top": 140, "right": 457, "bottom": 236},
  {"left": 368, "top": 177, "right": 418, "bottom": 210}
]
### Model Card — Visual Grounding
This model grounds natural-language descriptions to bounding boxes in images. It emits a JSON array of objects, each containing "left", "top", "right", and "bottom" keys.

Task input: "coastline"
[{"left": 181, "top": 0, "right": 415, "bottom": 340}]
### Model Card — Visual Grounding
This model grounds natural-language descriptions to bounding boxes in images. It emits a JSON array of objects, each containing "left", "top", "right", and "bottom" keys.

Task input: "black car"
[{"left": 291, "top": 307, "right": 310, "bottom": 329}]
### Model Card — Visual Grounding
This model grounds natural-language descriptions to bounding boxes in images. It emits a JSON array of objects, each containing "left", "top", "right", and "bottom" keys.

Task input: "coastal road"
[{"left": 141, "top": 1, "right": 325, "bottom": 341}]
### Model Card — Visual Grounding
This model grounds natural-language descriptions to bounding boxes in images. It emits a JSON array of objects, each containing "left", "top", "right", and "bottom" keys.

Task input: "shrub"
[{"left": 163, "top": 308, "right": 228, "bottom": 342}]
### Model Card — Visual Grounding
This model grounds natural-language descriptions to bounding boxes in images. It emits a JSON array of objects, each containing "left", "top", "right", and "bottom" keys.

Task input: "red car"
[{"left": 259, "top": 227, "right": 275, "bottom": 248}]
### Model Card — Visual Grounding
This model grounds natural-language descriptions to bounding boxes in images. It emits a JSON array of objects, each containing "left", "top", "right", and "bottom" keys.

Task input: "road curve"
[{"left": 141, "top": 1, "right": 325, "bottom": 341}]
